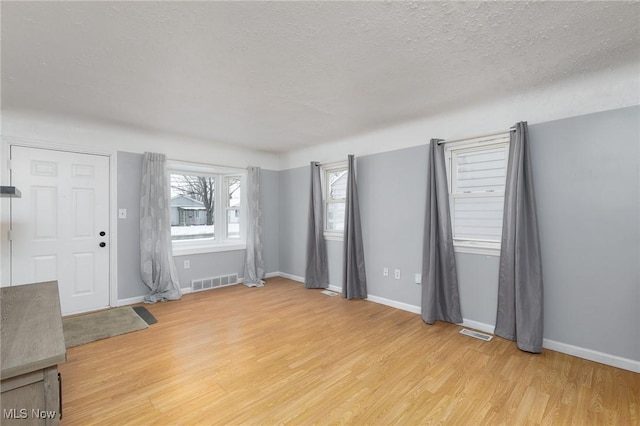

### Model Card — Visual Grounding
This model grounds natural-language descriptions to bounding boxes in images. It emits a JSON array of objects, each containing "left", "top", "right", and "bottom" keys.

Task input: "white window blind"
[
  {"left": 456, "top": 147, "right": 506, "bottom": 192},
  {"left": 445, "top": 134, "right": 509, "bottom": 253},
  {"left": 452, "top": 196, "right": 504, "bottom": 241}
]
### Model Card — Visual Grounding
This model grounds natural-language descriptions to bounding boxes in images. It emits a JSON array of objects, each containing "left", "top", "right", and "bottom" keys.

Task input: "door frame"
[{"left": 1, "top": 136, "right": 118, "bottom": 309}]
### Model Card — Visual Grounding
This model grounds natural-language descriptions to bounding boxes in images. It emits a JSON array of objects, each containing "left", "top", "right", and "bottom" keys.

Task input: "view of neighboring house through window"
[
  {"left": 170, "top": 174, "right": 216, "bottom": 240},
  {"left": 169, "top": 162, "right": 245, "bottom": 253},
  {"left": 322, "top": 162, "right": 348, "bottom": 239},
  {"left": 444, "top": 133, "right": 509, "bottom": 255}
]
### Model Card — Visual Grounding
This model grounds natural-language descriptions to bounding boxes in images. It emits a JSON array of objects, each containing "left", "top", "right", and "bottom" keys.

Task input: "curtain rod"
[
  {"left": 437, "top": 127, "right": 516, "bottom": 145},
  {"left": 167, "top": 157, "right": 246, "bottom": 171}
]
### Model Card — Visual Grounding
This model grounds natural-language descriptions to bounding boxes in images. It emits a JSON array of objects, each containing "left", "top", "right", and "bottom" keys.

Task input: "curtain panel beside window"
[
  {"left": 421, "top": 140, "right": 463, "bottom": 324},
  {"left": 305, "top": 162, "right": 329, "bottom": 288},
  {"left": 495, "top": 122, "right": 544, "bottom": 353},
  {"left": 140, "top": 152, "right": 182, "bottom": 303},
  {"left": 244, "top": 166, "right": 265, "bottom": 287},
  {"left": 342, "top": 155, "right": 367, "bottom": 299}
]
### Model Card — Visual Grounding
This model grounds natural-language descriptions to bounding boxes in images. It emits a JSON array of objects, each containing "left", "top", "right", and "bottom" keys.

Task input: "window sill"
[
  {"left": 172, "top": 242, "right": 246, "bottom": 257},
  {"left": 324, "top": 232, "right": 343, "bottom": 242},
  {"left": 453, "top": 242, "right": 501, "bottom": 257}
]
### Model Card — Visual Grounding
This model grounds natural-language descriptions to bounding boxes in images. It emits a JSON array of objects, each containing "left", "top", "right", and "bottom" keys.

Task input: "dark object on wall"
[{"left": 0, "top": 186, "right": 21, "bottom": 198}]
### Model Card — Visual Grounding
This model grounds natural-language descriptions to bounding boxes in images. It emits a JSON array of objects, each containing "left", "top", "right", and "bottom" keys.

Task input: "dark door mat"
[{"left": 133, "top": 306, "right": 158, "bottom": 325}]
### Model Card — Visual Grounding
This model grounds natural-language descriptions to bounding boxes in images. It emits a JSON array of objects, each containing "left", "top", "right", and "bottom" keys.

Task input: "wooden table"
[{"left": 1, "top": 281, "right": 66, "bottom": 425}]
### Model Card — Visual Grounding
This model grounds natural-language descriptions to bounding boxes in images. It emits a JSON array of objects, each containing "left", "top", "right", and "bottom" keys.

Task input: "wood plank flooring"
[{"left": 59, "top": 277, "right": 639, "bottom": 425}]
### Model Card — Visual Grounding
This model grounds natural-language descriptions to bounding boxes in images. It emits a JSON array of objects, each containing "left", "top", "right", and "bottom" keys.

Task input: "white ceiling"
[{"left": 2, "top": 1, "right": 639, "bottom": 153}]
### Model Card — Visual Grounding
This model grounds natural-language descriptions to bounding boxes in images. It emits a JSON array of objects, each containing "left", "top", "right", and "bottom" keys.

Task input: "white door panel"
[{"left": 11, "top": 146, "right": 110, "bottom": 315}]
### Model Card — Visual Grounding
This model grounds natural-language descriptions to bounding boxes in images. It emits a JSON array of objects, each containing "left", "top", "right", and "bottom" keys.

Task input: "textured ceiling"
[{"left": 2, "top": 1, "right": 639, "bottom": 153}]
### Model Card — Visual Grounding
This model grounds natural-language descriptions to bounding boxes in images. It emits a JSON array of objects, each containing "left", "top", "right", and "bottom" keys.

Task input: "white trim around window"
[
  {"left": 320, "top": 161, "right": 348, "bottom": 241},
  {"left": 167, "top": 160, "right": 247, "bottom": 256},
  {"left": 444, "top": 133, "right": 510, "bottom": 256}
]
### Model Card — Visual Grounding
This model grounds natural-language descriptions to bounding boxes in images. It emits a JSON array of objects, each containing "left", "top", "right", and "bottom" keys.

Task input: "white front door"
[{"left": 10, "top": 146, "right": 110, "bottom": 315}]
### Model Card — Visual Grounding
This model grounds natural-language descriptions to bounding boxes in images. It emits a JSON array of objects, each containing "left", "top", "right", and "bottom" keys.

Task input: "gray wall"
[
  {"left": 116, "top": 152, "right": 280, "bottom": 300},
  {"left": 116, "top": 151, "right": 149, "bottom": 299},
  {"left": 278, "top": 166, "right": 309, "bottom": 278},
  {"left": 261, "top": 169, "right": 280, "bottom": 274},
  {"left": 173, "top": 249, "right": 247, "bottom": 286},
  {"left": 355, "top": 145, "right": 427, "bottom": 304},
  {"left": 530, "top": 106, "right": 639, "bottom": 360},
  {"left": 276, "top": 105, "right": 640, "bottom": 362},
  {"left": 456, "top": 253, "right": 500, "bottom": 326}
]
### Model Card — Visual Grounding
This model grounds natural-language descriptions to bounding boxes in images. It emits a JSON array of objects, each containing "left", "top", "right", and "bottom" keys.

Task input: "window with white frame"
[
  {"left": 224, "top": 176, "right": 242, "bottom": 240},
  {"left": 168, "top": 161, "right": 245, "bottom": 255},
  {"left": 444, "top": 133, "right": 510, "bottom": 255},
  {"left": 322, "top": 162, "right": 348, "bottom": 239}
]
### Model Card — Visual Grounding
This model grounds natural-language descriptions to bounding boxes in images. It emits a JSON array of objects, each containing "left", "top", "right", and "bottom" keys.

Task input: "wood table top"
[{"left": 1, "top": 281, "right": 66, "bottom": 380}]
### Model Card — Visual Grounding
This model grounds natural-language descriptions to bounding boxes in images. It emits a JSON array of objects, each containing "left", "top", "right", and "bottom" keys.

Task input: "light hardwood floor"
[{"left": 60, "top": 277, "right": 639, "bottom": 425}]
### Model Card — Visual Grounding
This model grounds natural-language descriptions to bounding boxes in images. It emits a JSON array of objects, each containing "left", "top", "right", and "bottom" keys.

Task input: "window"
[
  {"left": 322, "top": 162, "right": 348, "bottom": 240},
  {"left": 168, "top": 161, "right": 245, "bottom": 255},
  {"left": 225, "top": 176, "right": 241, "bottom": 240},
  {"left": 444, "top": 133, "right": 509, "bottom": 255}
]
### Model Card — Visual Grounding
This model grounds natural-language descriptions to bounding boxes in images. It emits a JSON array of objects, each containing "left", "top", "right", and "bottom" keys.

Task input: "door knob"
[
  {"left": 99, "top": 231, "right": 106, "bottom": 236},
  {"left": 99, "top": 242, "right": 106, "bottom": 248}
]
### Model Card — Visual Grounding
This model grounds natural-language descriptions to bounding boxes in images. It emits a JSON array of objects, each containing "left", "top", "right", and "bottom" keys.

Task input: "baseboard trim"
[
  {"left": 116, "top": 275, "right": 266, "bottom": 307},
  {"left": 115, "top": 284, "right": 201, "bottom": 307},
  {"left": 276, "top": 272, "right": 305, "bottom": 283},
  {"left": 542, "top": 338, "right": 640, "bottom": 373},
  {"left": 264, "top": 272, "right": 281, "bottom": 279},
  {"left": 456, "top": 319, "right": 640, "bottom": 373},
  {"left": 115, "top": 295, "right": 145, "bottom": 307},
  {"left": 456, "top": 319, "right": 640, "bottom": 372},
  {"left": 328, "top": 284, "right": 341, "bottom": 293},
  {"left": 365, "top": 294, "right": 421, "bottom": 315}
]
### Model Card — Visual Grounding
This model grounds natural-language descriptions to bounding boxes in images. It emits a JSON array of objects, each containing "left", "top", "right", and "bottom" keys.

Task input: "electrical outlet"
[
  {"left": 184, "top": 260, "right": 190, "bottom": 269},
  {"left": 415, "top": 273, "right": 422, "bottom": 284},
  {"left": 394, "top": 269, "right": 401, "bottom": 280},
  {"left": 383, "top": 268, "right": 389, "bottom": 277}
]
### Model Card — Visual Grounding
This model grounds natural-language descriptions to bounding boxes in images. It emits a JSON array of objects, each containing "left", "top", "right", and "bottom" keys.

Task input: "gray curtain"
[
  {"left": 495, "top": 122, "right": 544, "bottom": 353},
  {"left": 342, "top": 155, "right": 367, "bottom": 299},
  {"left": 305, "top": 162, "right": 329, "bottom": 288},
  {"left": 140, "top": 152, "right": 182, "bottom": 303},
  {"left": 421, "top": 140, "right": 462, "bottom": 324},
  {"left": 244, "top": 166, "right": 265, "bottom": 287}
]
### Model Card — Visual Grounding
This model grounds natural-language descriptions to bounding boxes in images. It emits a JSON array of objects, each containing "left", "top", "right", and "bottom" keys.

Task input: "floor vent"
[
  {"left": 321, "top": 290, "right": 338, "bottom": 297},
  {"left": 459, "top": 328, "right": 493, "bottom": 342},
  {"left": 191, "top": 273, "right": 239, "bottom": 292}
]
